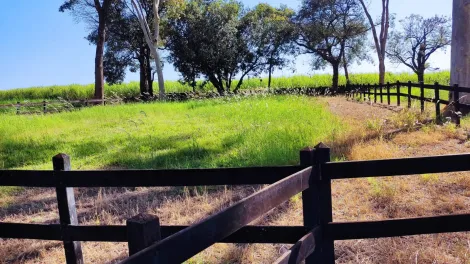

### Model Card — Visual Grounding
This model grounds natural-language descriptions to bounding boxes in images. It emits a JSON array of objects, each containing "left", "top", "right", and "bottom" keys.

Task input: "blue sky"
[{"left": 0, "top": 0, "right": 452, "bottom": 90}]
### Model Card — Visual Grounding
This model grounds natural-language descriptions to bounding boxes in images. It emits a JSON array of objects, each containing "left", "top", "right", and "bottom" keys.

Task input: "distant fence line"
[{"left": 347, "top": 81, "right": 470, "bottom": 125}]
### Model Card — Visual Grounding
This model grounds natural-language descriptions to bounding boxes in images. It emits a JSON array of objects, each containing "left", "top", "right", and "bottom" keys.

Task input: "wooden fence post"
[
  {"left": 380, "top": 83, "right": 383, "bottom": 104},
  {"left": 387, "top": 82, "right": 391, "bottom": 105},
  {"left": 368, "top": 84, "right": 371, "bottom": 102},
  {"left": 454, "top": 84, "right": 461, "bottom": 127},
  {"left": 408, "top": 81, "right": 412, "bottom": 108},
  {"left": 420, "top": 82, "right": 425, "bottom": 113},
  {"left": 396, "top": 81, "right": 401, "bottom": 107},
  {"left": 374, "top": 84, "right": 377, "bottom": 103},
  {"left": 434, "top": 82, "right": 441, "bottom": 124},
  {"left": 127, "top": 213, "right": 161, "bottom": 258},
  {"left": 43, "top": 101, "right": 47, "bottom": 114},
  {"left": 300, "top": 147, "right": 320, "bottom": 263},
  {"left": 314, "top": 143, "right": 334, "bottom": 264},
  {"left": 16, "top": 101, "right": 20, "bottom": 115},
  {"left": 53, "top": 154, "right": 83, "bottom": 264}
]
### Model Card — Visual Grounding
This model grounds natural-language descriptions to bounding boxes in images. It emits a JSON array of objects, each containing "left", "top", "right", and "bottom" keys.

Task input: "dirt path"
[{"left": 320, "top": 97, "right": 398, "bottom": 125}]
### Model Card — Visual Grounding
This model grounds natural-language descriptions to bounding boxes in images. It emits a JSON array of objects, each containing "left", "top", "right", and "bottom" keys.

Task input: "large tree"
[
  {"left": 358, "top": 0, "right": 390, "bottom": 85},
  {"left": 387, "top": 14, "right": 451, "bottom": 83},
  {"left": 294, "top": 0, "right": 368, "bottom": 91},
  {"left": 60, "top": 0, "right": 115, "bottom": 100},
  {"left": 240, "top": 4, "right": 295, "bottom": 89},
  {"left": 166, "top": 0, "right": 269, "bottom": 95}
]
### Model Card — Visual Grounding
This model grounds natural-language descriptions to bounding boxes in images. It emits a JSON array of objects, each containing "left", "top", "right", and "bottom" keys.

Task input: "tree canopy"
[
  {"left": 294, "top": 0, "right": 369, "bottom": 90},
  {"left": 387, "top": 14, "right": 451, "bottom": 82}
]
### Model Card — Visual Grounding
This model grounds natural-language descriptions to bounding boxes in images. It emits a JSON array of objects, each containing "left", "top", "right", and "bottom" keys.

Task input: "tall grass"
[
  {"left": 0, "top": 95, "right": 344, "bottom": 170},
  {"left": 0, "top": 71, "right": 451, "bottom": 102}
]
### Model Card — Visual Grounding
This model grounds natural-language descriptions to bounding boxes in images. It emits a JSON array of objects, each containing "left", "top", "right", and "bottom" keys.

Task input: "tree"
[
  {"left": 129, "top": 0, "right": 166, "bottom": 99},
  {"left": 294, "top": 0, "right": 368, "bottom": 91},
  {"left": 240, "top": 4, "right": 295, "bottom": 89},
  {"left": 358, "top": 0, "right": 390, "bottom": 85},
  {"left": 387, "top": 15, "right": 451, "bottom": 83},
  {"left": 166, "top": 0, "right": 269, "bottom": 95},
  {"left": 60, "top": 0, "right": 114, "bottom": 100},
  {"left": 341, "top": 32, "right": 371, "bottom": 84}
]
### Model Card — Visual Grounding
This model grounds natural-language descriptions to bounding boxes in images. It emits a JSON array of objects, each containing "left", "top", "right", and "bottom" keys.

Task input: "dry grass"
[{"left": 3, "top": 97, "right": 470, "bottom": 263}]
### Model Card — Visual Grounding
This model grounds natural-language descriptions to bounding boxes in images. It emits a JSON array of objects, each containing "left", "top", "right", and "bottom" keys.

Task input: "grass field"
[
  {"left": 3, "top": 95, "right": 470, "bottom": 263},
  {"left": 0, "top": 71, "right": 451, "bottom": 103},
  {"left": 0, "top": 95, "right": 343, "bottom": 171}
]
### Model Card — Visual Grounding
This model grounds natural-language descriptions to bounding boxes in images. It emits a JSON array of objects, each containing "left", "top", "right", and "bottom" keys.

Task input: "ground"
[{"left": 1, "top": 95, "right": 470, "bottom": 263}]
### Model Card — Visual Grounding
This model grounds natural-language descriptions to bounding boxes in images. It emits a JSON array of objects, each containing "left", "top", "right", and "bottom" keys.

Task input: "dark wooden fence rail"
[
  {"left": 3, "top": 145, "right": 470, "bottom": 264},
  {"left": 346, "top": 81, "right": 470, "bottom": 125}
]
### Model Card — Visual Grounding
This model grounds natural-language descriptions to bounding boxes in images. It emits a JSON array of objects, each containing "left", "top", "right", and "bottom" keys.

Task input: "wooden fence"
[
  {"left": 0, "top": 99, "right": 114, "bottom": 115},
  {"left": 347, "top": 81, "right": 470, "bottom": 125},
  {"left": 3, "top": 144, "right": 470, "bottom": 263}
]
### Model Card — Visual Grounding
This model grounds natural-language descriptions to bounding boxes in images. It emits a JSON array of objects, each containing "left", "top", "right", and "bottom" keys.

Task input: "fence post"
[
  {"left": 53, "top": 154, "right": 83, "bottom": 264},
  {"left": 408, "top": 81, "right": 412, "bottom": 108},
  {"left": 43, "top": 101, "right": 47, "bottom": 114},
  {"left": 374, "top": 84, "right": 377, "bottom": 103},
  {"left": 454, "top": 84, "right": 461, "bottom": 127},
  {"left": 368, "top": 84, "right": 371, "bottom": 102},
  {"left": 16, "top": 101, "right": 20, "bottom": 115},
  {"left": 380, "top": 83, "right": 383, "bottom": 104},
  {"left": 127, "top": 213, "right": 161, "bottom": 258},
  {"left": 300, "top": 147, "right": 320, "bottom": 263},
  {"left": 387, "top": 82, "right": 391, "bottom": 105},
  {"left": 434, "top": 82, "right": 441, "bottom": 124},
  {"left": 314, "top": 143, "right": 334, "bottom": 264},
  {"left": 396, "top": 81, "right": 401, "bottom": 107},
  {"left": 420, "top": 82, "right": 425, "bottom": 113}
]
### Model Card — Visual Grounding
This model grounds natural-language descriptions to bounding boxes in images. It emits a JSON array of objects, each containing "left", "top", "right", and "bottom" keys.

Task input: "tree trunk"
[
  {"left": 451, "top": 0, "right": 470, "bottom": 106},
  {"left": 146, "top": 51, "right": 153, "bottom": 97},
  {"left": 268, "top": 63, "right": 273, "bottom": 89},
  {"left": 139, "top": 55, "right": 149, "bottom": 97},
  {"left": 332, "top": 63, "right": 340, "bottom": 92},
  {"left": 378, "top": 59, "right": 386, "bottom": 85},
  {"left": 343, "top": 53, "right": 350, "bottom": 84},
  {"left": 94, "top": 18, "right": 106, "bottom": 100},
  {"left": 417, "top": 71, "right": 424, "bottom": 83}
]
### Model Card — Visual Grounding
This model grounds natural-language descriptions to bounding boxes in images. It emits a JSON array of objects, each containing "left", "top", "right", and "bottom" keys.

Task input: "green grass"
[
  {"left": 0, "top": 95, "right": 344, "bottom": 170},
  {"left": 0, "top": 71, "right": 451, "bottom": 103}
]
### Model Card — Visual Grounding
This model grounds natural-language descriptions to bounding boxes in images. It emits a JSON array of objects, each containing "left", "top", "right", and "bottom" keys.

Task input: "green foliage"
[
  {"left": 0, "top": 71, "right": 451, "bottom": 103},
  {"left": 0, "top": 96, "right": 344, "bottom": 170},
  {"left": 295, "top": 0, "right": 368, "bottom": 89},
  {"left": 387, "top": 14, "right": 452, "bottom": 81}
]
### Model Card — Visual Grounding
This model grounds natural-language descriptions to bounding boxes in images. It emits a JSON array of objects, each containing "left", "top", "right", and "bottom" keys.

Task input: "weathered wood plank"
[
  {"left": 53, "top": 154, "right": 83, "bottom": 264},
  {"left": 329, "top": 213, "right": 470, "bottom": 240},
  {"left": 119, "top": 167, "right": 313, "bottom": 264},
  {"left": 273, "top": 227, "right": 321, "bottom": 264},
  {"left": 0, "top": 223, "right": 62, "bottom": 240},
  {"left": 0, "top": 166, "right": 302, "bottom": 187},
  {"left": 324, "top": 153, "right": 470, "bottom": 179}
]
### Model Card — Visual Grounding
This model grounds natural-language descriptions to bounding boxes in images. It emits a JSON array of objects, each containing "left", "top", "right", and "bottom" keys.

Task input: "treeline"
[{"left": 59, "top": 0, "right": 451, "bottom": 99}]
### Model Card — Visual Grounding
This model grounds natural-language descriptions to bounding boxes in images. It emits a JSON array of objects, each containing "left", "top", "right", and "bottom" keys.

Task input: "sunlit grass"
[{"left": 0, "top": 95, "right": 344, "bottom": 170}]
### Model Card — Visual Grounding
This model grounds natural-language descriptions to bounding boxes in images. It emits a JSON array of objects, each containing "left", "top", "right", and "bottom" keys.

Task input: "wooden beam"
[
  {"left": 323, "top": 153, "right": 470, "bottom": 179},
  {"left": 273, "top": 227, "right": 321, "bottom": 264},
  {"left": 0, "top": 166, "right": 302, "bottom": 187},
  {"left": 53, "top": 154, "right": 83, "bottom": 264},
  {"left": 119, "top": 167, "right": 313, "bottom": 264},
  {"left": 329, "top": 213, "right": 470, "bottom": 240}
]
